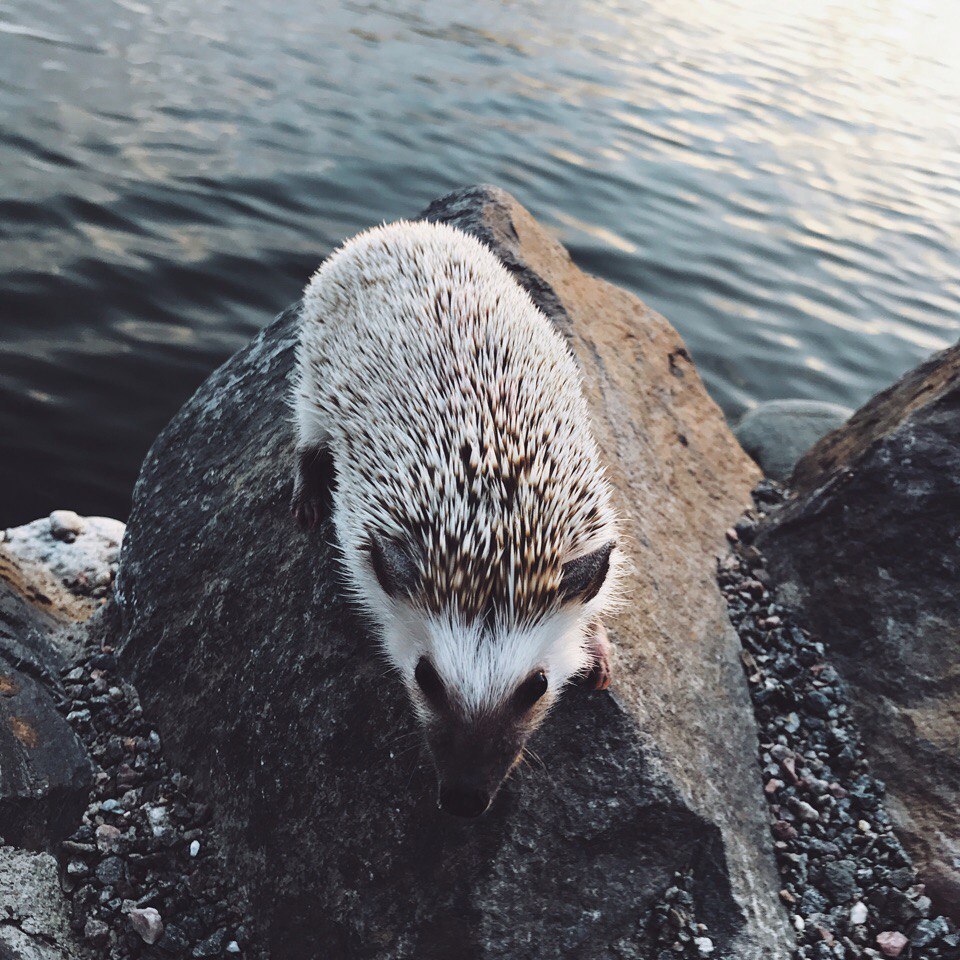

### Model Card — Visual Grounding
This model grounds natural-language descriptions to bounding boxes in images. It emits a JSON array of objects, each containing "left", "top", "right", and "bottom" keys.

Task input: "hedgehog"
[{"left": 290, "top": 219, "right": 623, "bottom": 818}]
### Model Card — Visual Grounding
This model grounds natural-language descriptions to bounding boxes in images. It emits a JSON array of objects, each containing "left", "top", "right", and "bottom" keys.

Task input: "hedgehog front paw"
[
  {"left": 291, "top": 488, "right": 325, "bottom": 531},
  {"left": 291, "top": 444, "right": 335, "bottom": 531},
  {"left": 577, "top": 620, "right": 614, "bottom": 691}
]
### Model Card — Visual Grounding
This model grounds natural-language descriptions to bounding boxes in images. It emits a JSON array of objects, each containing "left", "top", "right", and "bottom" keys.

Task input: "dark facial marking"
[
  {"left": 414, "top": 656, "right": 448, "bottom": 710},
  {"left": 559, "top": 540, "right": 614, "bottom": 604},
  {"left": 368, "top": 535, "right": 419, "bottom": 598},
  {"left": 512, "top": 669, "right": 548, "bottom": 713}
]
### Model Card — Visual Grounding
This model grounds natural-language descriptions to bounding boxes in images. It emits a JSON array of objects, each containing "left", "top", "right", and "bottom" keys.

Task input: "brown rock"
[{"left": 757, "top": 341, "right": 960, "bottom": 918}]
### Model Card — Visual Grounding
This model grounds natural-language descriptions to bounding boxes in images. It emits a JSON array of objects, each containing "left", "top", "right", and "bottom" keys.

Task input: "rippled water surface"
[{"left": 2, "top": 0, "right": 958, "bottom": 523}]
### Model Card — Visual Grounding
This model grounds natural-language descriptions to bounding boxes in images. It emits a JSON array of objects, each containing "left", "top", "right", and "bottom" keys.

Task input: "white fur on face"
[
  {"left": 291, "top": 219, "right": 623, "bottom": 714},
  {"left": 351, "top": 552, "right": 620, "bottom": 717},
  {"left": 388, "top": 604, "right": 589, "bottom": 715}
]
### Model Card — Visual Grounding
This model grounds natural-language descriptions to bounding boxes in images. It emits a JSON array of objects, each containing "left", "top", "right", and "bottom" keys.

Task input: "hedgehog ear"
[
  {"left": 559, "top": 541, "right": 614, "bottom": 604},
  {"left": 368, "top": 535, "right": 419, "bottom": 599}
]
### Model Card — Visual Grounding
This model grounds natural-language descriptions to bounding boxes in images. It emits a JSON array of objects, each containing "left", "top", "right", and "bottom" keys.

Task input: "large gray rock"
[
  {"left": 757, "top": 341, "right": 960, "bottom": 918},
  {"left": 734, "top": 399, "right": 851, "bottom": 481},
  {"left": 115, "top": 186, "right": 789, "bottom": 958},
  {"left": 0, "top": 847, "right": 90, "bottom": 959}
]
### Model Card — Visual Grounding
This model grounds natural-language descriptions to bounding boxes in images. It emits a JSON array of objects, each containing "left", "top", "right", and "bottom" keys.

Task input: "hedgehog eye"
[
  {"left": 513, "top": 670, "right": 549, "bottom": 712},
  {"left": 559, "top": 541, "right": 614, "bottom": 604},
  {"left": 414, "top": 657, "right": 447, "bottom": 708},
  {"left": 368, "top": 534, "right": 419, "bottom": 598}
]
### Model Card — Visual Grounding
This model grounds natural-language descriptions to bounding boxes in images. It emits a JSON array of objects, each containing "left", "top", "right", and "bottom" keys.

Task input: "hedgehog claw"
[
  {"left": 292, "top": 495, "right": 323, "bottom": 531},
  {"left": 577, "top": 620, "right": 614, "bottom": 691},
  {"left": 291, "top": 444, "right": 335, "bottom": 531}
]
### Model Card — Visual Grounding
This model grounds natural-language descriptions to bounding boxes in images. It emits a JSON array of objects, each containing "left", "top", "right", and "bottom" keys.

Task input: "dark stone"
[
  {"left": 192, "top": 928, "right": 228, "bottom": 958},
  {"left": 733, "top": 400, "right": 852, "bottom": 481},
  {"left": 821, "top": 859, "right": 858, "bottom": 903},
  {"left": 757, "top": 341, "right": 960, "bottom": 919},
  {"left": 95, "top": 856, "right": 126, "bottom": 887},
  {"left": 115, "top": 186, "right": 788, "bottom": 958},
  {"left": 0, "top": 569, "right": 92, "bottom": 849}
]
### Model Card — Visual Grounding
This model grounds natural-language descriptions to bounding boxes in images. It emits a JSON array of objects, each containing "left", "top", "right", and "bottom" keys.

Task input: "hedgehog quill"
[{"left": 290, "top": 220, "right": 623, "bottom": 818}]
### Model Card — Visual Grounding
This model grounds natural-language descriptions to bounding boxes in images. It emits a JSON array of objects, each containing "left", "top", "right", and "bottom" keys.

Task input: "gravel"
[
  {"left": 639, "top": 871, "right": 721, "bottom": 959},
  {"left": 55, "top": 641, "right": 252, "bottom": 958},
  {"left": 720, "top": 479, "right": 960, "bottom": 960}
]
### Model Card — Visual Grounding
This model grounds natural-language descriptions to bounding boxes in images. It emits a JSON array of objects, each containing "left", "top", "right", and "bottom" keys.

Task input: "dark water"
[{"left": 2, "top": 0, "right": 958, "bottom": 524}]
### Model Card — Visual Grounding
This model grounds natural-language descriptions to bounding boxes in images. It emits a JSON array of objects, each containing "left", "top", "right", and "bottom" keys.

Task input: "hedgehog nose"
[{"left": 438, "top": 783, "right": 491, "bottom": 819}]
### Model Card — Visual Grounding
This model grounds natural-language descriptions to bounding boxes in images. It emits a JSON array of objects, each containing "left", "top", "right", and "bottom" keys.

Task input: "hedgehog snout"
[
  {"left": 437, "top": 781, "right": 492, "bottom": 819},
  {"left": 410, "top": 658, "right": 550, "bottom": 819},
  {"left": 424, "top": 714, "right": 528, "bottom": 820},
  {"left": 432, "top": 748, "right": 521, "bottom": 820}
]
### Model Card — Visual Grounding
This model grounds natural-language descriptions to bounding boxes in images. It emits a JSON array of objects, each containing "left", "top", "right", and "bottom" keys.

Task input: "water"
[{"left": 2, "top": 0, "right": 958, "bottom": 525}]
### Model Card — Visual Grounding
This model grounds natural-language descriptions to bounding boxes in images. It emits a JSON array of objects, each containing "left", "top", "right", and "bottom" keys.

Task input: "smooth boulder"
[
  {"left": 115, "top": 185, "right": 789, "bottom": 958},
  {"left": 757, "top": 341, "right": 960, "bottom": 917},
  {"left": 733, "top": 399, "right": 851, "bottom": 481}
]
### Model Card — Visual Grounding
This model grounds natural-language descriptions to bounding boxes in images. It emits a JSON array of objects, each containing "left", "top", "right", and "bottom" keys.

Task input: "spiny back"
[{"left": 296, "top": 220, "right": 617, "bottom": 625}]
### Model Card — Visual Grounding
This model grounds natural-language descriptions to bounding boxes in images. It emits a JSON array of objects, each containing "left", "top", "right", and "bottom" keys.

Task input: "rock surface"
[
  {"left": 757, "top": 342, "right": 960, "bottom": 918},
  {"left": 115, "top": 185, "right": 789, "bottom": 958},
  {"left": 0, "top": 846, "right": 91, "bottom": 959},
  {"left": 0, "top": 651, "right": 91, "bottom": 849},
  {"left": 3, "top": 513, "right": 123, "bottom": 628},
  {"left": 734, "top": 400, "right": 852, "bottom": 481},
  {"left": 0, "top": 516, "right": 105, "bottom": 849}
]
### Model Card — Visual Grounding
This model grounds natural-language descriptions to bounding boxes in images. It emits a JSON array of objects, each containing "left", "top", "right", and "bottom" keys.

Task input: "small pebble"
[
  {"left": 49, "top": 509, "right": 85, "bottom": 540},
  {"left": 84, "top": 917, "right": 110, "bottom": 945},
  {"left": 128, "top": 906, "right": 164, "bottom": 945},
  {"left": 96, "top": 823, "right": 122, "bottom": 853},
  {"left": 190, "top": 839, "right": 201, "bottom": 857},
  {"left": 850, "top": 901, "right": 868, "bottom": 925},
  {"left": 876, "top": 930, "right": 908, "bottom": 957}
]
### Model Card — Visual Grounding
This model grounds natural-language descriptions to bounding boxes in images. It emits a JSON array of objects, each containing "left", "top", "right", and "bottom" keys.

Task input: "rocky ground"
[
  {"left": 0, "top": 510, "right": 252, "bottom": 959},
  {"left": 55, "top": 636, "right": 252, "bottom": 958},
  {"left": 721, "top": 481, "right": 960, "bottom": 960}
]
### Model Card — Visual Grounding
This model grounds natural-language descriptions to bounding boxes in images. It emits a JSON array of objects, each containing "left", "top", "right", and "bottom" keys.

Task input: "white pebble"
[
  {"left": 850, "top": 901, "right": 868, "bottom": 925},
  {"left": 189, "top": 840, "right": 200, "bottom": 858},
  {"left": 226, "top": 942, "right": 241, "bottom": 954},
  {"left": 49, "top": 510, "right": 85, "bottom": 538},
  {"left": 694, "top": 936, "right": 714, "bottom": 955},
  {"left": 858, "top": 819, "right": 872, "bottom": 832}
]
